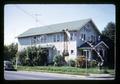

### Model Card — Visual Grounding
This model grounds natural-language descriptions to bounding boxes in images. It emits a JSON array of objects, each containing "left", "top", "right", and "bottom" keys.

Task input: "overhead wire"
[
  {"left": 15, "top": 5, "right": 47, "bottom": 26},
  {"left": 15, "top": 5, "right": 39, "bottom": 22}
]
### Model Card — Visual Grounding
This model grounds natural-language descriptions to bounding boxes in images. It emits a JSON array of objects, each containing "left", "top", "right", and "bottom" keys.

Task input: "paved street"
[{"left": 4, "top": 71, "right": 114, "bottom": 80}]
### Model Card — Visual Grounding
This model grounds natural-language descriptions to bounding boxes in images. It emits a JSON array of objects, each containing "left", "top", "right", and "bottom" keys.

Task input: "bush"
[
  {"left": 53, "top": 55, "right": 64, "bottom": 66},
  {"left": 89, "top": 60, "right": 97, "bottom": 67},
  {"left": 75, "top": 56, "right": 98, "bottom": 68},
  {"left": 67, "top": 59, "right": 75, "bottom": 67},
  {"left": 18, "top": 50, "right": 27, "bottom": 66},
  {"left": 18, "top": 46, "right": 48, "bottom": 66},
  {"left": 75, "top": 56, "right": 86, "bottom": 68}
]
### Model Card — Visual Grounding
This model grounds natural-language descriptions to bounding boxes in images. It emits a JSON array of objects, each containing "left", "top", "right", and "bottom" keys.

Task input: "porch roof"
[
  {"left": 94, "top": 41, "right": 109, "bottom": 49},
  {"left": 79, "top": 42, "right": 91, "bottom": 48},
  {"left": 39, "top": 44, "right": 54, "bottom": 48},
  {"left": 78, "top": 41, "right": 109, "bottom": 49}
]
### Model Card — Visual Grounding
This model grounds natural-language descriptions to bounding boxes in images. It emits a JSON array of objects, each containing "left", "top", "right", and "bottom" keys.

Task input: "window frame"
[
  {"left": 53, "top": 34, "right": 56, "bottom": 42},
  {"left": 57, "top": 34, "right": 60, "bottom": 42}
]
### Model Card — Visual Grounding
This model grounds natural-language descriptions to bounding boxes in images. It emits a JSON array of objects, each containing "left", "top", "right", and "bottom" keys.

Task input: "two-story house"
[{"left": 17, "top": 18, "right": 109, "bottom": 64}]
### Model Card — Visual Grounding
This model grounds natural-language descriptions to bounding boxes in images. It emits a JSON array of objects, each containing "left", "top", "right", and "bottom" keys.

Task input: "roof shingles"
[{"left": 17, "top": 18, "right": 91, "bottom": 38}]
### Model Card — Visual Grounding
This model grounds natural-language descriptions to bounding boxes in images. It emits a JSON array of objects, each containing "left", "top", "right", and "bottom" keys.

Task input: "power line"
[
  {"left": 15, "top": 5, "right": 36, "bottom": 20},
  {"left": 15, "top": 5, "right": 43, "bottom": 25}
]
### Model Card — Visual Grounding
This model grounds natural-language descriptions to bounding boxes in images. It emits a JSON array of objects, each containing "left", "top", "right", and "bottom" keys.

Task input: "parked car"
[{"left": 4, "top": 61, "right": 17, "bottom": 71}]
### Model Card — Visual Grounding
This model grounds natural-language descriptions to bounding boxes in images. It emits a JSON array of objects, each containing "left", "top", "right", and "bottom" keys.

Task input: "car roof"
[{"left": 4, "top": 61, "right": 12, "bottom": 64}]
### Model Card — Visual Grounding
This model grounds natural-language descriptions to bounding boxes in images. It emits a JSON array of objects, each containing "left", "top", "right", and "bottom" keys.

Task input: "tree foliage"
[
  {"left": 67, "top": 59, "right": 75, "bottom": 67},
  {"left": 4, "top": 43, "right": 18, "bottom": 64},
  {"left": 18, "top": 46, "right": 48, "bottom": 66},
  {"left": 53, "top": 54, "right": 64, "bottom": 66},
  {"left": 102, "top": 22, "right": 115, "bottom": 41},
  {"left": 101, "top": 22, "right": 115, "bottom": 69}
]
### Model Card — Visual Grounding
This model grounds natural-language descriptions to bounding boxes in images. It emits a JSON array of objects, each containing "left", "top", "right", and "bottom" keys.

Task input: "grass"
[{"left": 15, "top": 65, "right": 115, "bottom": 75}]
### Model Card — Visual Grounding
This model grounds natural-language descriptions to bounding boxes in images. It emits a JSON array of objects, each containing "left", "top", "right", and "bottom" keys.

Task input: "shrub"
[
  {"left": 67, "top": 59, "right": 75, "bottom": 67},
  {"left": 89, "top": 60, "right": 97, "bottom": 67},
  {"left": 53, "top": 55, "right": 64, "bottom": 66},
  {"left": 18, "top": 50, "right": 27, "bottom": 66},
  {"left": 18, "top": 46, "right": 48, "bottom": 66},
  {"left": 75, "top": 56, "right": 86, "bottom": 68}
]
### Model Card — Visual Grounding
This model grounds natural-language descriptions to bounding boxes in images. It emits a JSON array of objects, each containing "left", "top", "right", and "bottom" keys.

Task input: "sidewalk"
[
  {"left": 18, "top": 71, "right": 115, "bottom": 79},
  {"left": 88, "top": 73, "right": 115, "bottom": 78}
]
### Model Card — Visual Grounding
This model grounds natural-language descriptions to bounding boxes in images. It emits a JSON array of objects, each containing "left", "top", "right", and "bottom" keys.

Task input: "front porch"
[
  {"left": 38, "top": 44, "right": 56, "bottom": 64},
  {"left": 77, "top": 41, "right": 109, "bottom": 67}
]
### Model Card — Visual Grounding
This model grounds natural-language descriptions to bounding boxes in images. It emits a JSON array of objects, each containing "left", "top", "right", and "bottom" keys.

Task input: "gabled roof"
[
  {"left": 79, "top": 41, "right": 109, "bottom": 49},
  {"left": 17, "top": 18, "right": 94, "bottom": 38},
  {"left": 94, "top": 41, "right": 109, "bottom": 49},
  {"left": 79, "top": 42, "right": 91, "bottom": 48}
]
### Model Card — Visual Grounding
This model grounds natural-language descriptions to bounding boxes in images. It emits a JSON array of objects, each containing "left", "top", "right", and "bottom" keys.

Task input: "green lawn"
[{"left": 15, "top": 65, "right": 115, "bottom": 75}]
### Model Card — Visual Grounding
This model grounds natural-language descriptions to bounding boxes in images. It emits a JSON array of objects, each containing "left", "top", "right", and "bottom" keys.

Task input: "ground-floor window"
[{"left": 71, "top": 50, "right": 74, "bottom": 54}]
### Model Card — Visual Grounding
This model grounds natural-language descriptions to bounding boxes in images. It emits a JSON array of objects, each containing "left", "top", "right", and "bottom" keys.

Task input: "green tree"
[
  {"left": 101, "top": 22, "right": 115, "bottom": 69},
  {"left": 18, "top": 46, "right": 48, "bottom": 66},
  {"left": 4, "top": 43, "right": 18, "bottom": 64},
  {"left": 102, "top": 22, "right": 115, "bottom": 41},
  {"left": 18, "top": 49, "right": 27, "bottom": 66},
  {"left": 4, "top": 45, "right": 10, "bottom": 61}
]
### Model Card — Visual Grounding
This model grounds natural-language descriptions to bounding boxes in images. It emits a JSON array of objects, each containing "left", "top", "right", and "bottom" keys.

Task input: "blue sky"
[{"left": 4, "top": 4, "right": 115, "bottom": 45}]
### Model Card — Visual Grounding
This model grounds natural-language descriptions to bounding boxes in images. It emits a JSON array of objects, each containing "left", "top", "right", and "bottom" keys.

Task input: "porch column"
[
  {"left": 48, "top": 48, "right": 52, "bottom": 63},
  {"left": 88, "top": 49, "right": 92, "bottom": 61},
  {"left": 102, "top": 48, "right": 105, "bottom": 58},
  {"left": 83, "top": 50, "right": 88, "bottom": 75}
]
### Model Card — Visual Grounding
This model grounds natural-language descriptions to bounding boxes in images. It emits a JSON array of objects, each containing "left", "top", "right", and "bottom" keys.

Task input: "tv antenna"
[{"left": 34, "top": 13, "right": 42, "bottom": 26}]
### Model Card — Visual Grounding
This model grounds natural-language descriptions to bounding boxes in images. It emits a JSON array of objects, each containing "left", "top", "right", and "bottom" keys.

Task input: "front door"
[
  {"left": 83, "top": 50, "right": 89, "bottom": 58},
  {"left": 42, "top": 48, "right": 49, "bottom": 65}
]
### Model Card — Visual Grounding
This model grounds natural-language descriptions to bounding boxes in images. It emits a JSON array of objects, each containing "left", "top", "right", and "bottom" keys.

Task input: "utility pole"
[
  {"left": 16, "top": 55, "right": 17, "bottom": 69},
  {"left": 83, "top": 50, "right": 88, "bottom": 75},
  {"left": 15, "top": 52, "right": 18, "bottom": 69},
  {"left": 86, "top": 50, "right": 88, "bottom": 75}
]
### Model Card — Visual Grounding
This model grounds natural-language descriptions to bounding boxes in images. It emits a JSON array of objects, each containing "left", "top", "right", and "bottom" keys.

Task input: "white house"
[{"left": 17, "top": 18, "right": 109, "bottom": 64}]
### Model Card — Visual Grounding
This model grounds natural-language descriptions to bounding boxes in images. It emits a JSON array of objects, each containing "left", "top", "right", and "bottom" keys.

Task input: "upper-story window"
[
  {"left": 84, "top": 34, "right": 86, "bottom": 40},
  {"left": 41, "top": 36, "right": 44, "bottom": 43},
  {"left": 53, "top": 34, "right": 56, "bottom": 42},
  {"left": 83, "top": 26, "right": 86, "bottom": 32},
  {"left": 43, "top": 35, "right": 46, "bottom": 43},
  {"left": 31, "top": 36, "right": 37, "bottom": 44},
  {"left": 81, "top": 34, "right": 83, "bottom": 40},
  {"left": 49, "top": 35, "right": 53, "bottom": 43},
  {"left": 87, "top": 23, "right": 90, "bottom": 28},
  {"left": 70, "top": 32, "right": 73, "bottom": 40},
  {"left": 84, "top": 25, "right": 91, "bottom": 32},
  {"left": 34, "top": 36, "right": 36, "bottom": 39},
  {"left": 81, "top": 34, "right": 86, "bottom": 41},
  {"left": 91, "top": 35, "right": 95, "bottom": 42},
  {"left": 74, "top": 32, "right": 77, "bottom": 36},
  {"left": 74, "top": 32, "right": 77, "bottom": 40},
  {"left": 36, "top": 36, "right": 39, "bottom": 43},
  {"left": 61, "top": 33, "right": 63, "bottom": 41},
  {"left": 57, "top": 34, "right": 60, "bottom": 42}
]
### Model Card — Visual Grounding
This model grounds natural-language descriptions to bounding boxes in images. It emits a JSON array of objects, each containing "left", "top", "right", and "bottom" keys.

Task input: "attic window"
[{"left": 87, "top": 23, "right": 90, "bottom": 28}]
